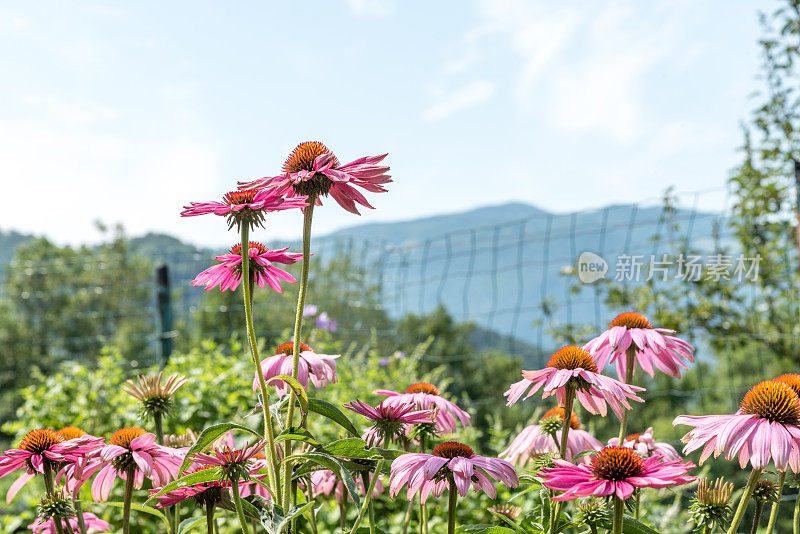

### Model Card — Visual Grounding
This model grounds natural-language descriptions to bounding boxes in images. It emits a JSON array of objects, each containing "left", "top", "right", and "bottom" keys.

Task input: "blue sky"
[{"left": 0, "top": 0, "right": 774, "bottom": 247}]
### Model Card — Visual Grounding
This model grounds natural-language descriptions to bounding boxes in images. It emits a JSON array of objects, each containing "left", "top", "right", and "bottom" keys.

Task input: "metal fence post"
[{"left": 155, "top": 264, "right": 174, "bottom": 366}]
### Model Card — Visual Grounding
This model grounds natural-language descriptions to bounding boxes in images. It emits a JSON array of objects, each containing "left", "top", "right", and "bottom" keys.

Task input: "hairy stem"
[
  {"left": 348, "top": 460, "right": 384, "bottom": 534},
  {"left": 613, "top": 496, "right": 624, "bottom": 534},
  {"left": 447, "top": 476, "right": 458, "bottom": 534},
  {"left": 42, "top": 463, "right": 64, "bottom": 534},
  {"left": 401, "top": 500, "right": 414, "bottom": 534},
  {"left": 240, "top": 223, "right": 281, "bottom": 506},
  {"left": 122, "top": 466, "right": 136, "bottom": 534},
  {"left": 206, "top": 503, "right": 215, "bottom": 534},
  {"left": 283, "top": 200, "right": 315, "bottom": 510},
  {"left": 728, "top": 469, "right": 763, "bottom": 534},
  {"left": 73, "top": 498, "right": 87, "bottom": 534},
  {"left": 617, "top": 346, "right": 637, "bottom": 444},
  {"left": 766, "top": 470, "right": 787, "bottom": 534},
  {"left": 751, "top": 501, "right": 764, "bottom": 534},
  {"left": 230, "top": 479, "right": 250, "bottom": 534},
  {"left": 549, "top": 385, "right": 576, "bottom": 534},
  {"left": 794, "top": 489, "right": 800, "bottom": 534}
]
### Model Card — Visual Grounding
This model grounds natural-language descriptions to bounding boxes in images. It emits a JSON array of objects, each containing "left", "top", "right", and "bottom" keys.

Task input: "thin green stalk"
[
  {"left": 766, "top": 470, "right": 787, "bottom": 534},
  {"left": 634, "top": 489, "right": 640, "bottom": 520},
  {"left": 206, "top": 504, "right": 215, "bottom": 534},
  {"left": 447, "top": 477, "right": 458, "bottom": 534},
  {"left": 360, "top": 472, "right": 377, "bottom": 534},
  {"left": 751, "top": 501, "right": 764, "bottom": 534},
  {"left": 401, "top": 500, "right": 414, "bottom": 534},
  {"left": 617, "top": 346, "right": 637, "bottom": 444},
  {"left": 588, "top": 524, "right": 598, "bottom": 534},
  {"left": 702, "top": 526, "right": 710, "bottom": 534},
  {"left": 613, "top": 496, "right": 624, "bottom": 534},
  {"left": 728, "top": 469, "right": 763, "bottom": 534},
  {"left": 283, "top": 200, "right": 315, "bottom": 509},
  {"left": 340, "top": 500, "right": 349, "bottom": 530},
  {"left": 122, "top": 466, "right": 136, "bottom": 534},
  {"left": 154, "top": 411, "right": 164, "bottom": 445},
  {"left": 73, "top": 498, "right": 87, "bottom": 534},
  {"left": 348, "top": 460, "right": 384, "bottom": 534},
  {"left": 230, "top": 479, "right": 250, "bottom": 534},
  {"left": 240, "top": 223, "right": 281, "bottom": 506},
  {"left": 549, "top": 386, "right": 576, "bottom": 534},
  {"left": 305, "top": 481, "right": 319, "bottom": 534},
  {"left": 62, "top": 520, "right": 75, "bottom": 534},
  {"left": 42, "top": 463, "right": 64, "bottom": 534}
]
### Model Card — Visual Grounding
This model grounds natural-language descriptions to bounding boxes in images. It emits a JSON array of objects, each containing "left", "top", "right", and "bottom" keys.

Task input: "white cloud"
[{"left": 424, "top": 81, "right": 495, "bottom": 122}]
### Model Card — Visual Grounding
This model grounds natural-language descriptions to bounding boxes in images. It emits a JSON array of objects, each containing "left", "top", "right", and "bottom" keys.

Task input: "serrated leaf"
[
  {"left": 308, "top": 397, "right": 360, "bottom": 436},
  {"left": 283, "top": 451, "right": 361, "bottom": 508},
  {"left": 146, "top": 468, "right": 222, "bottom": 504},
  {"left": 178, "top": 422, "right": 263, "bottom": 475},
  {"left": 99, "top": 501, "right": 171, "bottom": 531}
]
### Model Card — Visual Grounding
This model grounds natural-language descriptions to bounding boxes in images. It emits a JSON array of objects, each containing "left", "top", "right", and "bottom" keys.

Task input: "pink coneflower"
[
  {"left": 150, "top": 464, "right": 261, "bottom": 508},
  {"left": 500, "top": 407, "right": 602, "bottom": 465},
  {"left": 254, "top": 342, "right": 338, "bottom": 396},
  {"left": 0, "top": 429, "right": 100, "bottom": 503},
  {"left": 373, "top": 383, "right": 471, "bottom": 434},
  {"left": 504, "top": 346, "right": 645, "bottom": 420},
  {"left": 344, "top": 399, "right": 434, "bottom": 447},
  {"left": 192, "top": 439, "right": 267, "bottom": 484},
  {"left": 310, "top": 469, "right": 384, "bottom": 503},
  {"left": 674, "top": 380, "right": 800, "bottom": 471},
  {"left": 389, "top": 441, "right": 518, "bottom": 503},
  {"left": 181, "top": 189, "right": 307, "bottom": 231},
  {"left": 192, "top": 243, "right": 302, "bottom": 293},
  {"left": 239, "top": 141, "right": 391, "bottom": 215},
  {"left": 91, "top": 428, "right": 183, "bottom": 501},
  {"left": 540, "top": 446, "right": 695, "bottom": 501},
  {"left": 584, "top": 312, "right": 695, "bottom": 380},
  {"left": 609, "top": 427, "right": 682, "bottom": 462},
  {"left": 29, "top": 512, "right": 111, "bottom": 533},
  {"left": 51, "top": 427, "right": 105, "bottom": 501}
]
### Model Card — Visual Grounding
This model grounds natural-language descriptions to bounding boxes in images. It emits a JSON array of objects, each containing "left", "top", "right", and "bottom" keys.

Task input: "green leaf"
[
  {"left": 508, "top": 481, "right": 541, "bottom": 502},
  {"left": 488, "top": 510, "right": 527, "bottom": 534},
  {"left": 308, "top": 397, "right": 360, "bottom": 436},
  {"left": 274, "top": 428, "right": 320, "bottom": 447},
  {"left": 99, "top": 501, "right": 171, "bottom": 532},
  {"left": 271, "top": 374, "right": 309, "bottom": 423},
  {"left": 538, "top": 488, "right": 551, "bottom": 529},
  {"left": 458, "top": 526, "right": 517, "bottom": 534},
  {"left": 274, "top": 502, "right": 315, "bottom": 533},
  {"left": 322, "top": 437, "right": 374, "bottom": 459},
  {"left": 178, "top": 422, "right": 263, "bottom": 474},
  {"left": 146, "top": 468, "right": 222, "bottom": 504},
  {"left": 284, "top": 451, "right": 361, "bottom": 508},
  {"left": 622, "top": 516, "right": 662, "bottom": 534},
  {"left": 176, "top": 516, "right": 206, "bottom": 534}
]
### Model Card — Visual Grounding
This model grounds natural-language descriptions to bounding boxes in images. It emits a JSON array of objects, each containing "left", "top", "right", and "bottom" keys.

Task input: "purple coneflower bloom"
[
  {"left": 540, "top": 446, "right": 695, "bottom": 501},
  {"left": 583, "top": 312, "right": 695, "bottom": 380},
  {"left": 504, "top": 346, "right": 645, "bottom": 420},
  {"left": 674, "top": 380, "right": 800, "bottom": 471},
  {"left": 181, "top": 189, "right": 307, "bottom": 230},
  {"left": 91, "top": 428, "right": 183, "bottom": 501},
  {"left": 310, "top": 469, "right": 383, "bottom": 503},
  {"left": 192, "top": 243, "right": 302, "bottom": 293},
  {"left": 344, "top": 399, "right": 433, "bottom": 447},
  {"left": 609, "top": 427, "right": 682, "bottom": 462},
  {"left": 374, "top": 382, "right": 471, "bottom": 434},
  {"left": 254, "top": 342, "right": 338, "bottom": 396},
  {"left": 389, "top": 441, "right": 518, "bottom": 504},
  {"left": 239, "top": 141, "right": 390, "bottom": 215},
  {"left": 500, "top": 407, "right": 602, "bottom": 465},
  {"left": 29, "top": 512, "right": 111, "bottom": 533}
]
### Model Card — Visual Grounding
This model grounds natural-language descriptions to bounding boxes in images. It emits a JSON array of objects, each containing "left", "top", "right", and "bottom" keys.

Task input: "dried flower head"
[
  {"left": 488, "top": 504, "right": 522, "bottom": 521},
  {"left": 122, "top": 372, "right": 187, "bottom": 419},
  {"left": 689, "top": 477, "right": 734, "bottom": 530},
  {"left": 163, "top": 430, "right": 198, "bottom": 448}
]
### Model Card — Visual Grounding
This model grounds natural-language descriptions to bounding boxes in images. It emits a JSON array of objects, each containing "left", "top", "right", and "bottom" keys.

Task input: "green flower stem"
[
  {"left": 73, "top": 498, "right": 87, "bottom": 534},
  {"left": 154, "top": 411, "right": 164, "bottom": 445},
  {"left": 283, "top": 200, "right": 316, "bottom": 510},
  {"left": 122, "top": 465, "right": 136, "bottom": 534},
  {"left": 240, "top": 223, "right": 281, "bottom": 506},
  {"left": 305, "top": 482, "right": 319, "bottom": 534},
  {"left": 766, "top": 470, "right": 787, "bottom": 534},
  {"left": 549, "top": 385, "right": 576, "bottom": 534},
  {"left": 588, "top": 524, "right": 598, "bottom": 534},
  {"left": 613, "top": 496, "right": 624, "bottom": 534},
  {"left": 793, "top": 489, "right": 800, "bottom": 534},
  {"left": 401, "top": 500, "right": 414, "bottom": 534},
  {"left": 702, "top": 526, "right": 710, "bottom": 534},
  {"left": 230, "top": 479, "right": 250, "bottom": 534},
  {"left": 348, "top": 460, "right": 384, "bottom": 534},
  {"left": 751, "top": 501, "right": 764, "bottom": 534},
  {"left": 42, "top": 463, "right": 64, "bottom": 534},
  {"left": 727, "top": 469, "right": 763, "bottom": 534},
  {"left": 206, "top": 504, "right": 215, "bottom": 534},
  {"left": 340, "top": 500, "right": 349, "bottom": 530},
  {"left": 62, "top": 520, "right": 75, "bottom": 534},
  {"left": 617, "top": 346, "right": 637, "bottom": 444},
  {"left": 447, "top": 476, "right": 458, "bottom": 534}
]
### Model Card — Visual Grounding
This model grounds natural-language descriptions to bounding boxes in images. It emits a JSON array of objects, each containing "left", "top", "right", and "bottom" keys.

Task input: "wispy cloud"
[{"left": 424, "top": 81, "right": 495, "bottom": 122}]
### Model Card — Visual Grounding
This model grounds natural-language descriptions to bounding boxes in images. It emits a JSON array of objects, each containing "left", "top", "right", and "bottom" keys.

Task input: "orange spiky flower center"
[
  {"left": 610, "top": 312, "right": 652, "bottom": 330},
  {"left": 110, "top": 427, "right": 147, "bottom": 449},
  {"left": 774, "top": 374, "right": 800, "bottom": 398},
  {"left": 229, "top": 242, "right": 270, "bottom": 256},
  {"left": 57, "top": 427, "right": 87, "bottom": 441},
  {"left": 19, "top": 429, "right": 64, "bottom": 454},
  {"left": 283, "top": 141, "right": 339, "bottom": 174},
  {"left": 740, "top": 381, "right": 800, "bottom": 425},
  {"left": 223, "top": 190, "right": 259, "bottom": 206},
  {"left": 406, "top": 382, "right": 440, "bottom": 396},
  {"left": 625, "top": 433, "right": 643, "bottom": 442},
  {"left": 591, "top": 446, "right": 644, "bottom": 481},
  {"left": 275, "top": 342, "right": 313, "bottom": 356},
  {"left": 543, "top": 407, "right": 580, "bottom": 429},
  {"left": 432, "top": 441, "right": 474, "bottom": 459},
  {"left": 548, "top": 346, "right": 598, "bottom": 373}
]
